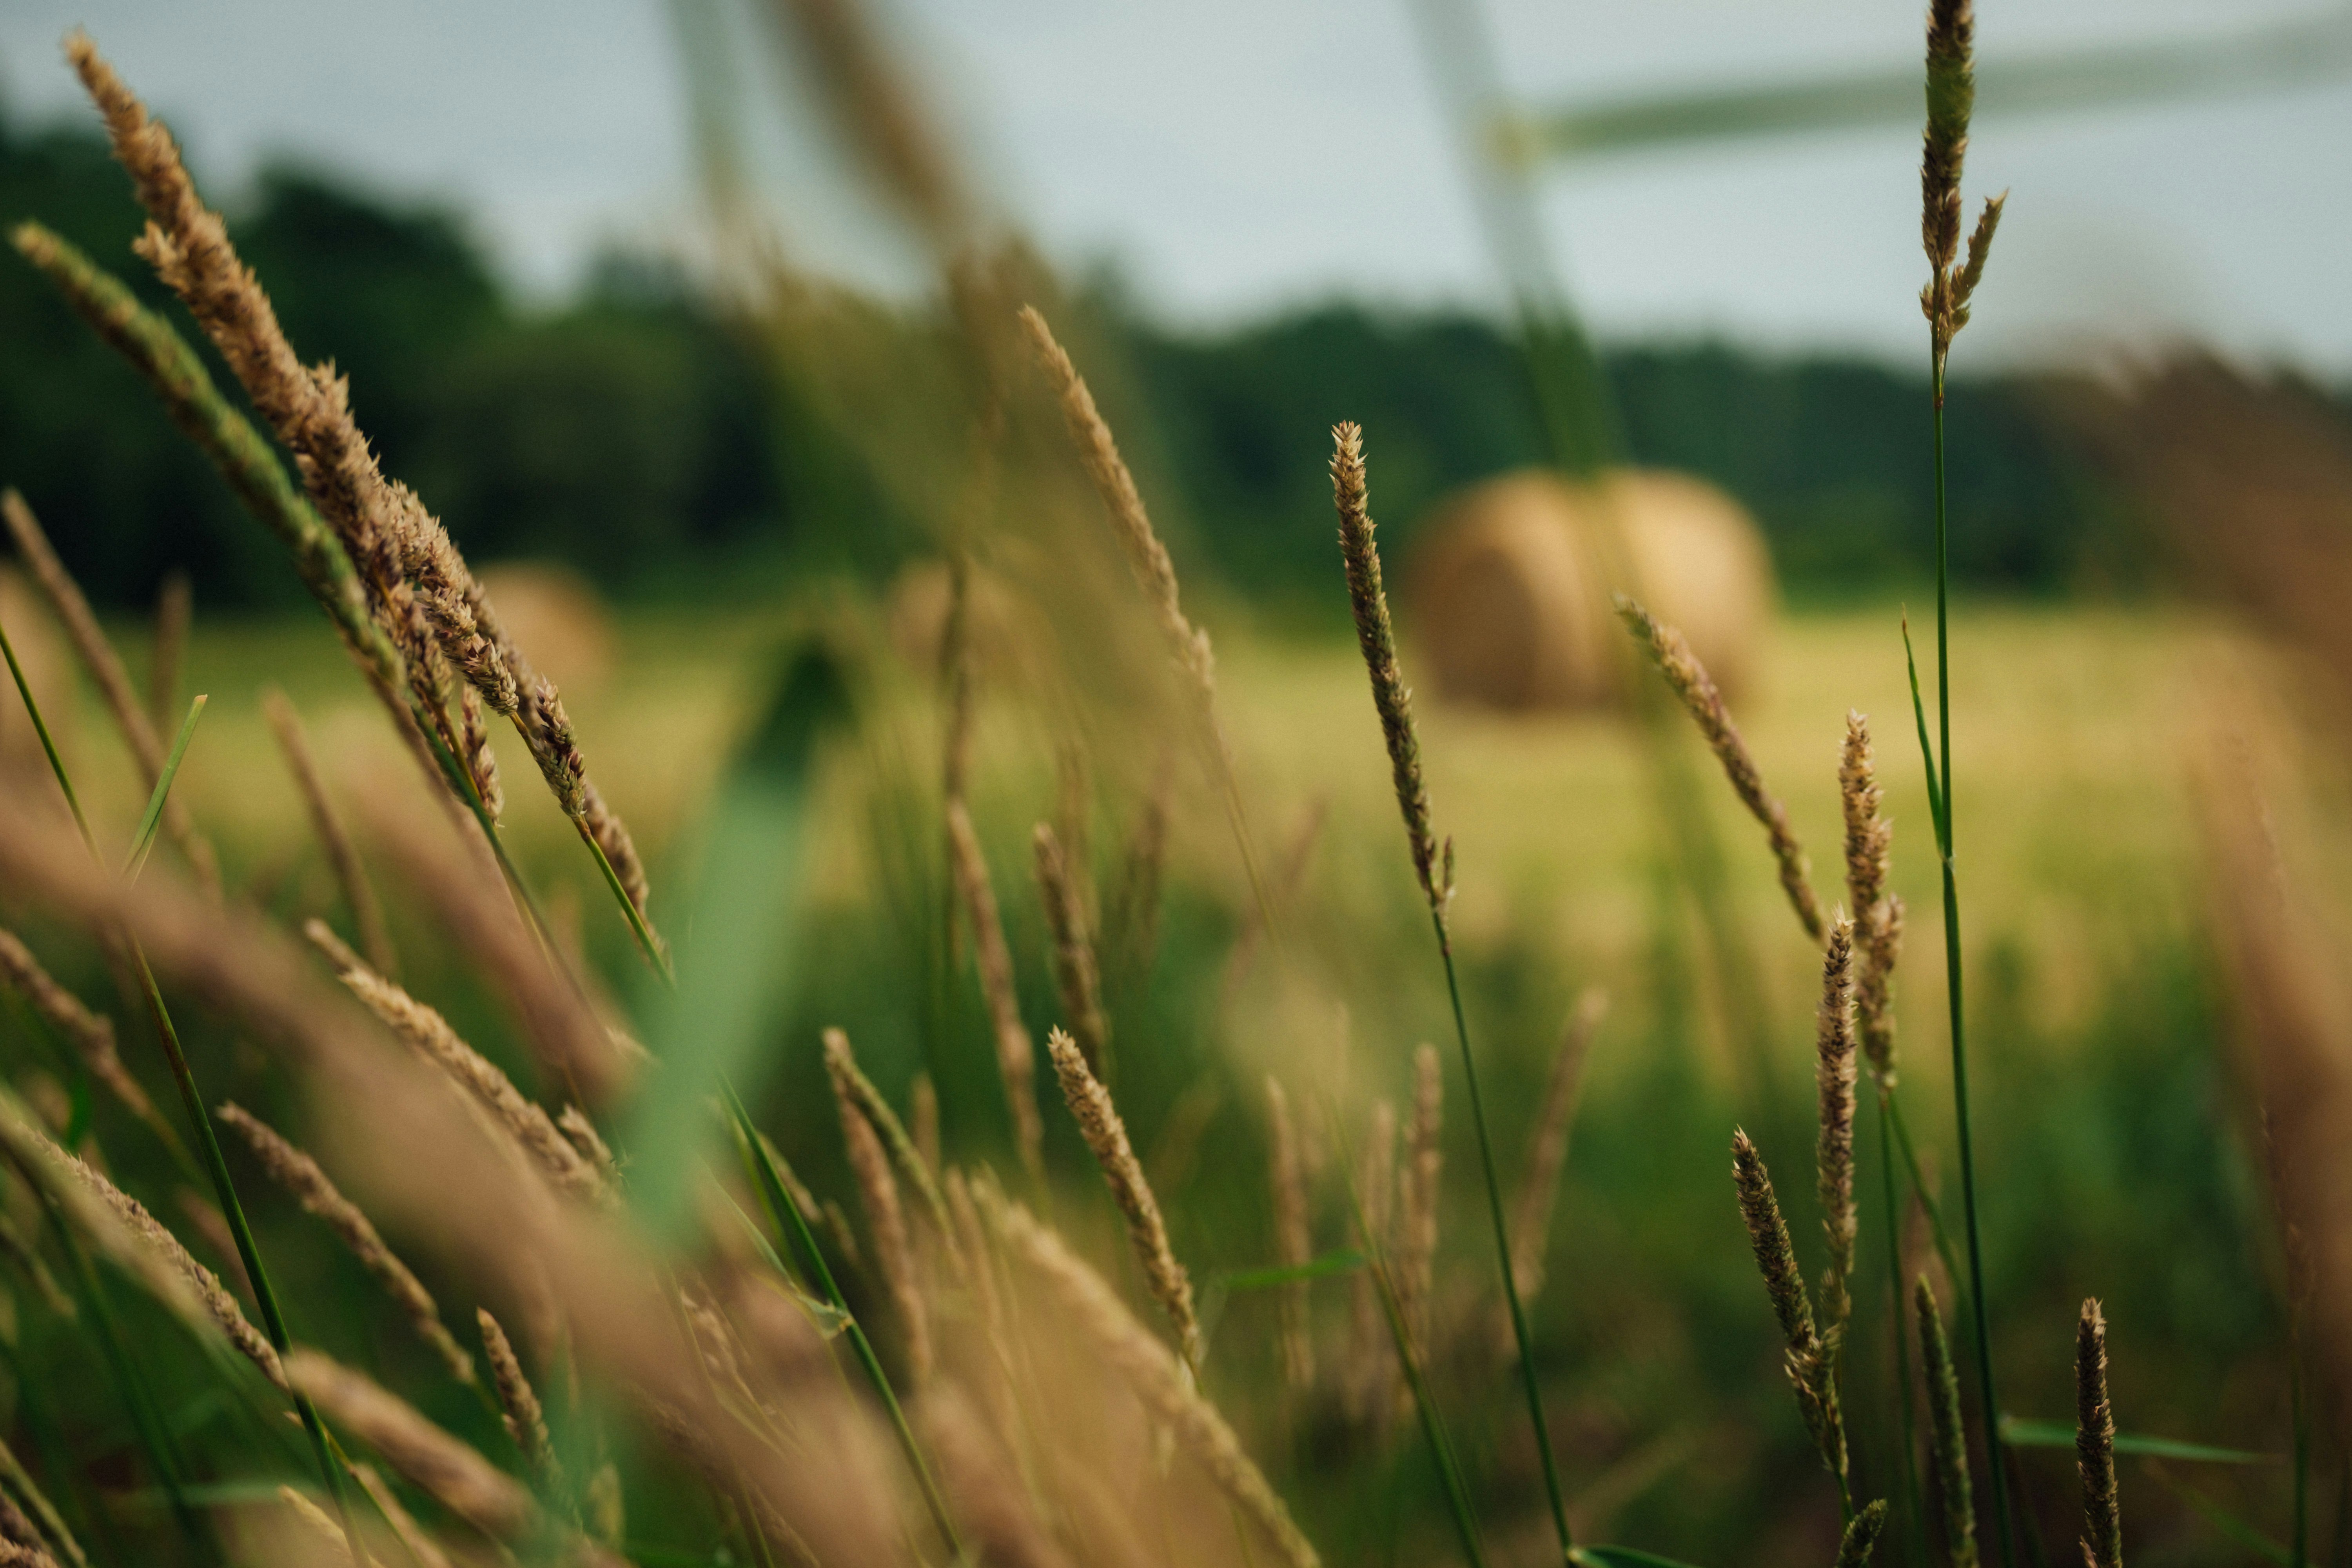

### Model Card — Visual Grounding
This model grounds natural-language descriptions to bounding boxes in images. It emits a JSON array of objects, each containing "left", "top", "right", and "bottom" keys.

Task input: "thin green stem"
[
  {"left": 1931, "top": 371, "right": 2013, "bottom": 1568},
  {"left": 1436, "top": 915, "right": 1574, "bottom": 1564},
  {"left": 721, "top": 1080, "right": 962, "bottom": 1558},
  {"left": 1877, "top": 1093, "right": 1928, "bottom": 1568}
]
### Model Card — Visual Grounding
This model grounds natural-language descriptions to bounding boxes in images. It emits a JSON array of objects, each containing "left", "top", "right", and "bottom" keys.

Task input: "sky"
[{"left": 2, "top": 0, "right": 2347, "bottom": 371}]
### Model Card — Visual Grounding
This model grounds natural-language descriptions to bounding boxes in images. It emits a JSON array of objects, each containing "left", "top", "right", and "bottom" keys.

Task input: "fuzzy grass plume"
[
  {"left": 2077, "top": 1299, "right": 2122, "bottom": 1568},
  {"left": 1045, "top": 1025, "right": 1200, "bottom": 1370},
  {"left": 63, "top": 34, "right": 657, "bottom": 948},
  {"left": 989, "top": 1194, "right": 1319, "bottom": 1568},
  {"left": 217, "top": 1102, "right": 473, "bottom": 1386},
  {"left": 1840, "top": 712, "right": 1902, "bottom": 1085},
  {"left": 1265, "top": 1075, "right": 1315, "bottom": 1391},
  {"left": 1731, "top": 1130, "right": 1845, "bottom": 1483},
  {"left": 945, "top": 800, "right": 1045, "bottom": 1182},
  {"left": 1814, "top": 918, "right": 1860, "bottom": 1343},
  {"left": 1330, "top": 422, "right": 1446, "bottom": 917},
  {"left": 1617, "top": 593, "right": 1822, "bottom": 940},
  {"left": 1034, "top": 822, "right": 1111, "bottom": 1080},
  {"left": 1917, "top": 1276, "right": 1979, "bottom": 1568}
]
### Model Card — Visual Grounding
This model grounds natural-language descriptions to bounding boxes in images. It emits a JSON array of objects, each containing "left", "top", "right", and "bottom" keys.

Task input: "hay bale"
[
  {"left": 475, "top": 563, "right": 614, "bottom": 698},
  {"left": 1404, "top": 468, "right": 1775, "bottom": 712},
  {"left": 0, "top": 565, "right": 71, "bottom": 779}
]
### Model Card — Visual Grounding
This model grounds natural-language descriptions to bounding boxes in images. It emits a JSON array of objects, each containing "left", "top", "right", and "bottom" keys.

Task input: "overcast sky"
[{"left": 2, "top": 0, "right": 2346, "bottom": 370}]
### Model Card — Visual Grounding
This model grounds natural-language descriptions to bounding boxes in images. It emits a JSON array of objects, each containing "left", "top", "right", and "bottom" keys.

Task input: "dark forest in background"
[{"left": 2, "top": 108, "right": 2139, "bottom": 614}]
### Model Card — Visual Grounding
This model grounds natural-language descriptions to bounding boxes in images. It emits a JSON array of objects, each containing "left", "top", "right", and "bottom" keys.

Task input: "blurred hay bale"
[
  {"left": 0, "top": 565, "right": 71, "bottom": 779},
  {"left": 476, "top": 563, "right": 613, "bottom": 699},
  {"left": 1404, "top": 468, "right": 1775, "bottom": 712}
]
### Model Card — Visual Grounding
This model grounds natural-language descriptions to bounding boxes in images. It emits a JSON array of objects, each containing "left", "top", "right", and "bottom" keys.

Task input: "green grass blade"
[
  {"left": 1572, "top": 1545, "right": 1717, "bottom": 1568},
  {"left": 725, "top": 1081, "right": 960, "bottom": 1555},
  {"left": 1997, "top": 1417, "right": 2275, "bottom": 1465},
  {"left": 1214, "top": 1250, "right": 1366, "bottom": 1292},
  {"left": 2144, "top": 1465, "right": 2294, "bottom": 1565},
  {"left": 1898, "top": 613, "right": 1945, "bottom": 850},
  {"left": 0, "top": 606, "right": 94, "bottom": 851},
  {"left": 124, "top": 694, "right": 208, "bottom": 881}
]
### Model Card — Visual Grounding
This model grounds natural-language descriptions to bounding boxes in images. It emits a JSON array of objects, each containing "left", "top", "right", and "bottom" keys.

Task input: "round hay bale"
[
  {"left": 0, "top": 565, "right": 71, "bottom": 779},
  {"left": 475, "top": 563, "right": 614, "bottom": 698},
  {"left": 1404, "top": 467, "right": 1774, "bottom": 712}
]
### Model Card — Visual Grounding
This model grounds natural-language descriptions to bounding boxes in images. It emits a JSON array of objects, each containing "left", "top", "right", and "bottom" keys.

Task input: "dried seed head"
[
  {"left": 945, "top": 801, "right": 1043, "bottom": 1180},
  {"left": 1330, "top": 423, "right": 1446, "bottom": 917},
  {"left": 1837, "top": 1501, "right": 1891, "bottom": 1568},
  {"left": 40, "top": 1134, "right": 285, "bottom": 1389},
  {"left": 1732, "top": 1129, "right": 1817, "bottom": 1357},
  {"left": 1815, "top": 918, "right": 1860, "bottom": 1343},
  {"left": 1918, "top": 0, "right": 2003, "bottom": 372},
  {"left": 828, "top": 1032, "right": 931, "bottom": 1384},
  {"left": 1917, "top": 1276, "right": 1980, "bottom": 1568},
  {"left": 287, "top": 1348, "right": 535, "bottom": 1538},
  {"left": 1841, "top": 712, "right": 1902, "bottom": 1085},
  {"left": 313, "top": 924, "right": 601, "bottom": 1203},
  {"left": 1920, "top": 0, "right": 1975, "bottom": 276},
  {"left": 1034, "top": 822, "right": 1111, "bottom": 1078},
  {"left": 477, "top": 1309, "right": 557, "bottom": 1481},
  {"left": 1044, "top": 1027, "right": 1200, "bottom": 1370},
  {"left": 1016, "top": 306, "right": 1216, "bottom": 699},
  {"left": 458, "top": 684, "right": 502, "bottom": 825},
  {"left": 2077, "top": 1299, "right": 2122, "bottom": 1568},
  {"left": 217, "top": 1103, "right": 473, "bottom": 1386},
  {"left": 1733, "top": 1129, "right": 1846, "bottom": 1477},
  {"left": 1509, "top": 988, "right": 1606, "bottom": 1305},
  {"left": 67, "top": 34, "right": 657, "bottom": 940},
  {"left": 0, "top": 925, "right": 155, "bottom": 1128},
  {"left": 1265, "top": 1076, "right": 1314, "bottom": 1391},
  {"left": 988, "top": 1195, "right": 1321, "bottom": 1568},
  {"left": 1618, "top": 595, "right": 1823, "bottom": 940}
]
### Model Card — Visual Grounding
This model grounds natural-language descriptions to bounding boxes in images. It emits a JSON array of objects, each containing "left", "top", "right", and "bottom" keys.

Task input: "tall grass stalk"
[
  {"left": 1330, "top": 423, "right": 1573, "bottom": 1563},
  {"left": 0, "top": 603, "right": 359, "bottom": 1553},
  {"left": 1914, "top": 0, "right": 2009, "bottom": 1548}
]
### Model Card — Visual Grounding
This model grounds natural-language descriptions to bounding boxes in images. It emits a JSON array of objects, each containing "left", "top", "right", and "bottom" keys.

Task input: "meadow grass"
[{"left": 0, "top": 18, "right": 2314, "bottom": 1568}]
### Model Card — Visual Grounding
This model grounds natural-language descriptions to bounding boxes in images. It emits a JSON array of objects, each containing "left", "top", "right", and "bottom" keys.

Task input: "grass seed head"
[
  {"left": 1815, "top": 916, "right": 1860, "bottom": 1341},
  {"left": 218, "top": 1102, "right": 473, "bottom": 1386},
  {"left": 1330, "top": 423, "right": 1447, "bottom": 919},
  {"left": 2077, "top": 1299, "right": 2122, "bottom": 1568},
  {"left": 1619, "top": 593, "right": 1823, "bottom": 940},
  {"left": 1045, "top": 1025, "right": 1201, "bottom": 1370},
  {"left": 1917, "top": 1275, "right": 1980, "bottom": 1568}
]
